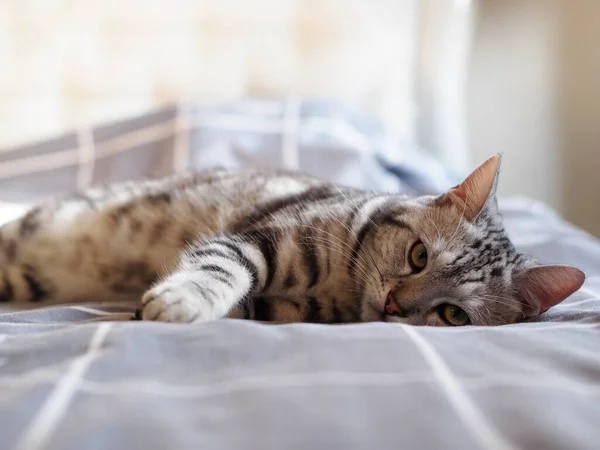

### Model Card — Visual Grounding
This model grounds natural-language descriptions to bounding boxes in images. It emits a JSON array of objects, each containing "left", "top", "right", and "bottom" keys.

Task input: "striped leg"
[{"left": 140, "top": 235, "right": 266, "bottom": 323}]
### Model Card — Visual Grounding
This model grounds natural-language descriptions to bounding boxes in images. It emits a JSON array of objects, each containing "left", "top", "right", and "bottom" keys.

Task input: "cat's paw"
[{"left": 140, "top": 276, "right": 226, "bottom": 323}]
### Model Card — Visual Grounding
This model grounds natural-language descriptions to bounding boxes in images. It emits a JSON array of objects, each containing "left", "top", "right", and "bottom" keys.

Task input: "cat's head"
[{"left": 359, "top": 154, "right": 585, "bottom": 326}]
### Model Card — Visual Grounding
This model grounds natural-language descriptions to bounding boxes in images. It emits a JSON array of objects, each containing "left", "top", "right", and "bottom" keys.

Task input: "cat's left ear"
[
  {"left": 516, "top": 265, "right": 586, "bottom": 317},
  {"left": 439, "top": 154, "right": 501, "bottom": 221}
]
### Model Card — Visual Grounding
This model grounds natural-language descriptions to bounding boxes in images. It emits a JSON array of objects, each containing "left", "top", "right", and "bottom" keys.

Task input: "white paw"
[{"left": 141, "top": 277, "right": 226, "bottom": 323}]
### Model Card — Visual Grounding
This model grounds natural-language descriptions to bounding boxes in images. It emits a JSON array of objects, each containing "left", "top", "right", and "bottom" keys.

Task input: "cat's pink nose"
[{"left": 385, "top": 296, "right": 401, "bottom": 315}]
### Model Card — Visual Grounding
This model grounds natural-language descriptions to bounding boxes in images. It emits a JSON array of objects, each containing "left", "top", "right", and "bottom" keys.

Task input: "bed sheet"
[{"left": 0, "top": 103, "right": 598, "bottom": 450}]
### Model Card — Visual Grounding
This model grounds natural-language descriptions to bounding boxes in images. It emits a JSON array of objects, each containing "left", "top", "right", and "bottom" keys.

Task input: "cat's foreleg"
[{"left": 140, "top": 234, "right": 268, "bottom": 323}]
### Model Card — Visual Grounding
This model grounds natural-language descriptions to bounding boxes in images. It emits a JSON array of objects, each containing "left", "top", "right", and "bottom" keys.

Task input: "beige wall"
[
  {"left": 558, "top": 0, "right": 600, "bottom": 237},
  {"left": 0, "top": 0, "right": 421, "bottom": 148},
  {"left": 468, "top": 0, "right": 600, "bottom": 235}
]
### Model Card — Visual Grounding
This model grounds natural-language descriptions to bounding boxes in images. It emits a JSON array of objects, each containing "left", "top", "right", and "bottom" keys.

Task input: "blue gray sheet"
[{"left": 0, "top": 102, "right": 598, "bottom": 450}]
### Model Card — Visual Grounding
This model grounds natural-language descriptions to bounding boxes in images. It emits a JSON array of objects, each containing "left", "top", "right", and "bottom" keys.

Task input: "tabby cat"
[{"left": 0, "top": 154, "right": 584, "bottom": 326}]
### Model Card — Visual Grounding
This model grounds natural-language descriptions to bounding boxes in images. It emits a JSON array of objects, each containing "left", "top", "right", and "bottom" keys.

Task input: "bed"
[{"left": 0, "top": 102, "right": 598, "bottom": 450}]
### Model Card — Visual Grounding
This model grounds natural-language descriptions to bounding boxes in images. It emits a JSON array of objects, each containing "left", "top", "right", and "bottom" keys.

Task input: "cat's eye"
[
  {"left": 409, "top": 241, "right": 428, "bottom": 272},
  {"left": 438, "top": 304, "right": 470, "bottom": 326}
]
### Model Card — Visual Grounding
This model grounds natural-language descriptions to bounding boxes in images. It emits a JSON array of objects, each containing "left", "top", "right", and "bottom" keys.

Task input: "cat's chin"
[
  {"left": 362, "top": 299, "right": 417, "bottom": 324},
  {"left": 382, "top": 315, "right": 409, "bottom": 324}
]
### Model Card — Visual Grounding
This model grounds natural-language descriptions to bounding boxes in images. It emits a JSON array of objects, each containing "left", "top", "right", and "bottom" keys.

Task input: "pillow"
[{"left": 0, "top": 100, "right": 457, "bottom": 204}]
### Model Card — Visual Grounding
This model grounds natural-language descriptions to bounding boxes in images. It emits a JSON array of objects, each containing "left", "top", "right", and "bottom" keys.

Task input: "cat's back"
[
  {"left": 37, "top": 167, "right": 328, "bottom": 238},
  {"left": 186, "top": 167, "right": 325, "bottom": 205},
  {"left": 166, "top": 167, "right": 327, "bottom": 218},
  {"left": 0, "top": 168, "right": 332, "bottom": 275}
]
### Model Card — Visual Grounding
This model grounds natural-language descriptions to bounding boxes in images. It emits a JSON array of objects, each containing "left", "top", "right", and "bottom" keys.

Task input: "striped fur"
[{"left": 0, "top": 160, "right": 585, "bottom": 326}]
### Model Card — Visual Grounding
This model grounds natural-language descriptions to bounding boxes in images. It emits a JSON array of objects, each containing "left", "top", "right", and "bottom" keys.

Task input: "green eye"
[
  {"left": 409, "top": 241, "right": 428, "bottom": 272},
  {"left": 439, "top": 304, "right": 470, "bottom": 326}
]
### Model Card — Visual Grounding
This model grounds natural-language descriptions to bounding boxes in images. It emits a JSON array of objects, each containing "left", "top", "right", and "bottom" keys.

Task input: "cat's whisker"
[
  {"left": 478, "top": 295, "right": 526, "bottom": 319},
  {"left": 245, "top": 210, "right": 380, "bottom": 295},
  {"left": 424, "top": 212, "right": 443, "bottom": 244},
  {"left": 326, "top": 212, "right": 385, "bottom": 282},
  {"left": 478, "top": 294, "right": 519, "bottom": 306},
  {"left": 298, "top": 234, "right": 378, "bottom": 287},
  {"left": 309, "top": 204, "right": 385, "bottom": 283},
  {"left": 479, "top": 293, "right": 526, "bottom": 307},
  {"left": 266, "top": 212, "right": 383, "bottom": 288}
]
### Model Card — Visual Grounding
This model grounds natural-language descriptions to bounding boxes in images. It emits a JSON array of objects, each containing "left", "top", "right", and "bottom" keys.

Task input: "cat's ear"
[
  {"left": 440, "top": 154, "right": 501, "bottom": 221},
  {"left": 516, "top": 265, "right": 585, "bottom": 317}
]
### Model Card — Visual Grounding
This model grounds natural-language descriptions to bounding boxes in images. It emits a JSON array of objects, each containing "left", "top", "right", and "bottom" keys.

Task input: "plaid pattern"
[
  {"left": 0, "top": 100, "right": 456, "bottom": 203},
  {"left": 0, "top": 103, "right": 598, "bottom": 450}
]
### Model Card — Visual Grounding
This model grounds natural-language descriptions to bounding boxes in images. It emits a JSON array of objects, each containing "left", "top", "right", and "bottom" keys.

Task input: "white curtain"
[{"left": 0, "top": 0, "right": 474, "bottom": 172}]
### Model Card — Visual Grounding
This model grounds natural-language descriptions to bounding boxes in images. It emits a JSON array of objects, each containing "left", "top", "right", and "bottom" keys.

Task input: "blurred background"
[{"left": 0, "top": 0, "right": 598, "bottom": 235}]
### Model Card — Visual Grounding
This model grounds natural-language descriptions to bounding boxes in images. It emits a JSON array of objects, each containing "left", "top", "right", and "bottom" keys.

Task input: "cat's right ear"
[
  {"left": 437, "top": 154, "right": 501, "bottom": 221},
  {"left": 515, "top": 264, "right": 586, "bottom": 317}
]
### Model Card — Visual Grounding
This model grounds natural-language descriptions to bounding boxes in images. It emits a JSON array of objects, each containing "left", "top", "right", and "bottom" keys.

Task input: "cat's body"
[{"left": 0, "top": 156, "right": 585, "bottom": 326}]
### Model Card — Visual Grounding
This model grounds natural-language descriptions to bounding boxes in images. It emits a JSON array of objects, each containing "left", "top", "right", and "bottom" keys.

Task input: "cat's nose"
[
  {"left": 385, "top": 297, "right": 401, "bottom": 315},
  {"left": 385, "top": 293, "right": 407, "bottom": 317}
]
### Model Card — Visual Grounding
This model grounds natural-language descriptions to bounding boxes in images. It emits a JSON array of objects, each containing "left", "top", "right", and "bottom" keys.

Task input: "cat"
[{"left": 0, "top": 154, "right": 584, "bottom": 326}]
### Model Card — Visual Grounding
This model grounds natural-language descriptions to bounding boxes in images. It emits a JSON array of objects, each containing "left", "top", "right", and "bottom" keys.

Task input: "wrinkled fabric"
[{"left": 0, "top": 103, "right": 598, "bottom": 450}]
